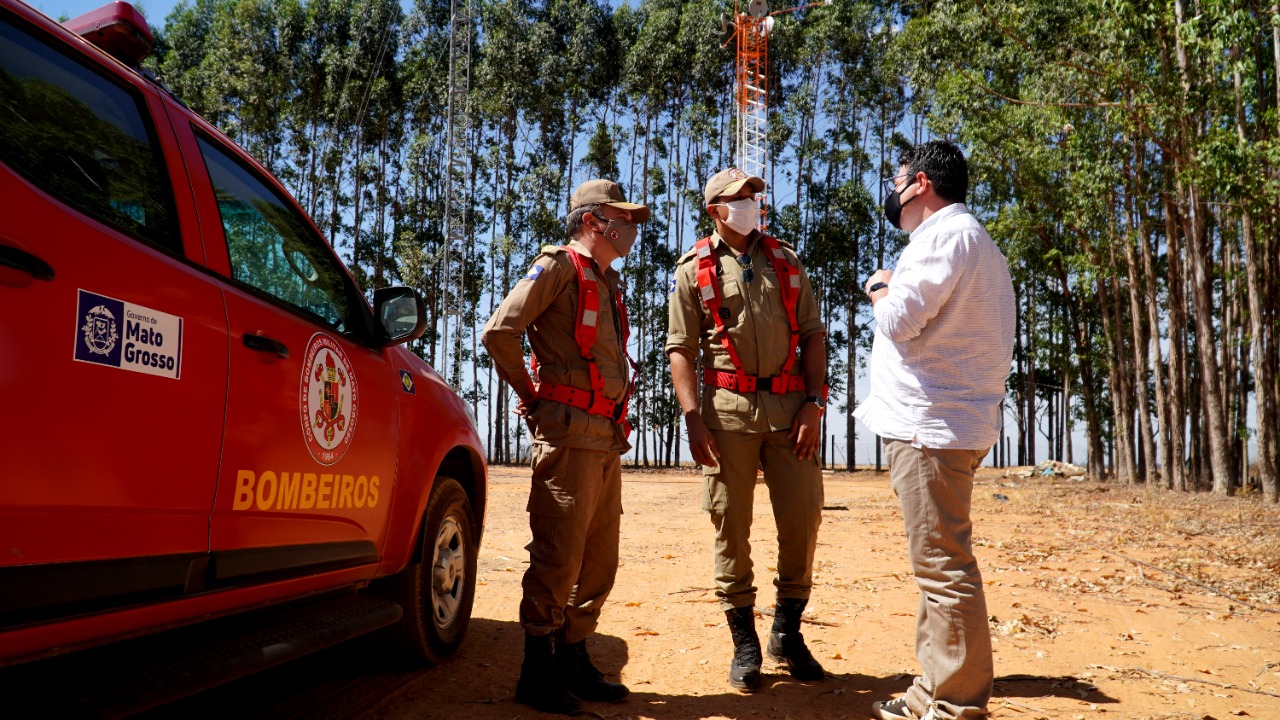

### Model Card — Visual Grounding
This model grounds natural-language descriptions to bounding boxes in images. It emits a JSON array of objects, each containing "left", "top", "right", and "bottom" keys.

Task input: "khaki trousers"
[
  {"left": 703, "top": 429, "right": 823, "bottom": 612},
  {"left": 519, "top": 442, "right": 622, "bottom": 644},
  {"left": 885, "top": 439, "right": 994, "bottom": 720}
]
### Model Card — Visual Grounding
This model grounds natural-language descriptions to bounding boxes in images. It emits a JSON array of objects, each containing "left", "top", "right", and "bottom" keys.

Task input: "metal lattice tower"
[
  {"left": 734, "top": 9, "right": 768, "bottom": 194},
  {"left": 727, "top": 1, "right": 828, "bottom": 230},
  {"left": 438, "top": 0, "right": 472, "bottom": 387}
]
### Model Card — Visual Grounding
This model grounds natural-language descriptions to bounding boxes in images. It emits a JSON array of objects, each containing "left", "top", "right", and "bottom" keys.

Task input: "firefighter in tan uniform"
[
  {"left": 666, "top": 168, "right": 828, "bottom": 691},
  {"left": 482, "top": 179, "right": 647, "bottom": 715}
]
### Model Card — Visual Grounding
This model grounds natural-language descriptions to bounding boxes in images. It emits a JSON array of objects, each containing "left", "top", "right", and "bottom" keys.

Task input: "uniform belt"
[
  {"left": 702, "top": 370, "right": 806, "bottom": 395},
  {"left": 535, "top": 382, "right": 626, "bottom": 422}
]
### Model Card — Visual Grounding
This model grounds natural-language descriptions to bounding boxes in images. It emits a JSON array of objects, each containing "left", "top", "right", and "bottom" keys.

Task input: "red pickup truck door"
[
  {"left": 179, "top": 128, "right": 400, "bottom": 585},
  {"left": 0, "top": 10, "right": 226, "bottom": 619}
]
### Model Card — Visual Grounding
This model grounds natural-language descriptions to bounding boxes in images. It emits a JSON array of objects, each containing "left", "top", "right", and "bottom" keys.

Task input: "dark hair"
[
  {"left": 899, "top": 140, "right": 968, "bottom": 203},
  {"left": 566, "top": 203, "right": 603, "bottom": 239}
]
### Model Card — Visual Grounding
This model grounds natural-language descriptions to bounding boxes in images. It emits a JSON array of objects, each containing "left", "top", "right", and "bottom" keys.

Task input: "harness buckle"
[{"left": 588, "top": 392, "right": 616, "bottom": 418}]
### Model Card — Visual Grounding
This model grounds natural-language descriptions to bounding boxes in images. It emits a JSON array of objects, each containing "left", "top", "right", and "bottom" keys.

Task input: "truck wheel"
[{"left": 382, "top": 476, "right": 477, "bottom": 664}]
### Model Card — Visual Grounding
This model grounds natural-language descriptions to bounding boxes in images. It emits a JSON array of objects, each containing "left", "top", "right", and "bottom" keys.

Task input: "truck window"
[
  {"left": 195, "top": 133, "right": 352, "bottom": 332},
  {"left": 0, "top": 13, "right": 180, "bottom": 254}
]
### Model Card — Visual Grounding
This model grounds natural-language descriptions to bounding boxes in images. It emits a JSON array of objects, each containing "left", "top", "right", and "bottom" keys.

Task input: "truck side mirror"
[{"left": 373, "top": 287, "right": 427, "bottom": 346}]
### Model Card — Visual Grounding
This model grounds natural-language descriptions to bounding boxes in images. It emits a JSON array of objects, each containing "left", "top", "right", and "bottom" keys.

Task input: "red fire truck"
[{"left": 0, "top": 0, "right": 487, "bottom": 711}]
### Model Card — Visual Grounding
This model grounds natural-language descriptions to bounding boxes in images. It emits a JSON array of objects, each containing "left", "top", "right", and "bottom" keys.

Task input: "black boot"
[
  {"left": 515, "top": 634, "right": 582, "bottom": 715},
  {"left": 725, "top": 606, "right": 763, "bottom": 691},
  {"left": 767, "top": 598, "right": 825, "bottom": 680},
  {"left": 556, "top": 639, "right": 630, "bottom": 702}
]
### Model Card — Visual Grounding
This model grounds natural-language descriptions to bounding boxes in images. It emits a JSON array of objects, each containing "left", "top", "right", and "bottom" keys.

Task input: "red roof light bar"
[{"left": 63, "top": 1, "right": 153, "bottom": 67}]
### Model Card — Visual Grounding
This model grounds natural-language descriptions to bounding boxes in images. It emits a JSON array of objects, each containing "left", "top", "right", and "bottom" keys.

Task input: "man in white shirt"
[{"left": 855, "top": 141, "right": 1015, "bottom": 720}]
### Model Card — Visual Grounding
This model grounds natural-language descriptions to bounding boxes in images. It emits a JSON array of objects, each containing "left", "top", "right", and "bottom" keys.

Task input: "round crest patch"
[{"left": 300, "top": 333, "right": 359, "bottom": 465}]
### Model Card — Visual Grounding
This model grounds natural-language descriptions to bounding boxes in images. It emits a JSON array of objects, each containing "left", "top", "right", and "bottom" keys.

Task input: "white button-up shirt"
[{"left": 854, "top": 203, "right": 1015, "bottom": 450}]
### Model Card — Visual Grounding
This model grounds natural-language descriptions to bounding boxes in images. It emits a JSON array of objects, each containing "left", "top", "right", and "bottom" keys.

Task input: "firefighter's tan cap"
[
  {"left": 570, "top": 179, "right": 650, "bottom": 223},
  {"left": 703, "top": 167, "right": 766, "bottom": 207}
]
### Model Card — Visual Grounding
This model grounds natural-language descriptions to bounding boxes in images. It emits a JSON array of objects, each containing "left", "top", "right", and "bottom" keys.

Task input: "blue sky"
[
  {"left": 33, "top": 0, "right": 635, "bottom": 27},
  {"left": 33, "top": 1, "right": 182, "bottom": 25}
]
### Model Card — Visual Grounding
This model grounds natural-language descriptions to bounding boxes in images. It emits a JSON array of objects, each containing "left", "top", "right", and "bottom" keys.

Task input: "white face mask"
[{"left": 716, "top": 198, "right": 759, "bottom": 235}]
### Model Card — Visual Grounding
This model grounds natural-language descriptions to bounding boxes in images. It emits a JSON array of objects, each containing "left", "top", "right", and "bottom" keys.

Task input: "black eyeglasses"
[
  {"left": 881, "top": 171, "right": 915, "bottom": 197},
  {"left": 736, "top": 253, "right": 754, "bottom": 284}
]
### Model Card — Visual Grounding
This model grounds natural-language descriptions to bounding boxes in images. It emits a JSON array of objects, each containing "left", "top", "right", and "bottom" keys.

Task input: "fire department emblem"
[
  {"left": 300, "top": 333, "right": 358, "bottom": 465},
  {"left": 727, "top": 167, "right": 747, "bottom": 180},
  {"left": 81, "top": 304, "right": 118, "bottom": 356}
]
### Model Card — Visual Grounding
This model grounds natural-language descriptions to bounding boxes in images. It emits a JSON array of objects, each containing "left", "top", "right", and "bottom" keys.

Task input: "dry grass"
[{"left": 978, "top": 470, "right": 1280, "bottom": 608}]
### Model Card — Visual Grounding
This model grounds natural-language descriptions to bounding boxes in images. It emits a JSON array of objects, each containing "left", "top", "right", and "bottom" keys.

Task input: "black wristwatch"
[
  {"left": 804, "top": 395, "right": 826, "bottom": 410},
  {"left": 866, "top": 281, "right": 888, "bottom": 295}
]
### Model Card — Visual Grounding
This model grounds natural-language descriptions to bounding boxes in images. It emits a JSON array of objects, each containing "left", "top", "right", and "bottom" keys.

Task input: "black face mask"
[{"left": 883, "top": 178, "right": 918, "bottom": 230}]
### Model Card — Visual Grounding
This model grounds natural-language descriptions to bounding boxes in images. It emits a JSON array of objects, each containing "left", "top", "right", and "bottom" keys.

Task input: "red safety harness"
[
  {"left": 695, "top": 234, "right": 808, "bottom": 395},
  {"left": 531, "top": 247, "right": 636, "bottom": 437}
]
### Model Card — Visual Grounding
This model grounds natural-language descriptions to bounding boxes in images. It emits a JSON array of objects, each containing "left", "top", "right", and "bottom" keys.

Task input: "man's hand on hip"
[
  {"left": 788, "top": 403, "right": 823, "bottom": 460},
  {"left": 514, "top": 397, "right": 541, "bottom": 417}
]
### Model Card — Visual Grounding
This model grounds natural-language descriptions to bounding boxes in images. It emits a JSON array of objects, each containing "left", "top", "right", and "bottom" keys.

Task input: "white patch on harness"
[
  {"left": 790, "top": 275, "right": 800, "bottom": 288},
  {"left": 582, "top": 268, "right": 596, "bottom": 282},
  {"left": 697, "top": 244, "right": 712, "bottom": 258},
  {"left": 582, "top": 309, "right": 599, "bottom": 327},
  {"left": 700, "top": 284, "right": 715, "bottom": 301}
]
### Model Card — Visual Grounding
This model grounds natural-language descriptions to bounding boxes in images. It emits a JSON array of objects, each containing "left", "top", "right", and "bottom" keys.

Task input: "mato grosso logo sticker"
[
  {"left": 73, "top": 289, "right": 183, "bottom": 379},
  {"left": 300, "top": 333, "right": 358, "bottom": 465}
]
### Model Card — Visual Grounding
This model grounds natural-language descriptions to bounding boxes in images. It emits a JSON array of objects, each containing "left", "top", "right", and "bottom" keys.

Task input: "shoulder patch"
[
  {"left": 668, "top": 277, "right": 677, "bottom": 294},
  {"left": 522, "top": 264, "right": 544, "bottom": 282}
]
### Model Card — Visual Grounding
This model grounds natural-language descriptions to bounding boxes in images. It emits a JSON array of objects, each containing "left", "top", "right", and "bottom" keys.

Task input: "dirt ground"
[
  {"left": 153, "top": 464, "right": 1280, "bottom": 720},
  {"left": 339, "top": 465, "right": 1278, "bottom": 720}
]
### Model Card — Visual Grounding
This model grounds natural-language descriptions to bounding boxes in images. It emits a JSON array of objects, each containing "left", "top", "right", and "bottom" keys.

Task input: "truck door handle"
[
  {"left": 0, "top": 245, "right": 55, "bottom": 281},
  {"left": 242, "top": 332, "right": 290, "bottom": 359}
]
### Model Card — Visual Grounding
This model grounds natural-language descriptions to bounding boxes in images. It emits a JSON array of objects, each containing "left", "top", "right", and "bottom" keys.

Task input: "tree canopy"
[{"left": 149, "top": 0, "right": 1280, "bottom": 501}]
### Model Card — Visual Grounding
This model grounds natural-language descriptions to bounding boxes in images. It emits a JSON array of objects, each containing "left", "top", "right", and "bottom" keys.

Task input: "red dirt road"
[{"left": 156, "top": 466, "right": 1280, "bottom": 720}]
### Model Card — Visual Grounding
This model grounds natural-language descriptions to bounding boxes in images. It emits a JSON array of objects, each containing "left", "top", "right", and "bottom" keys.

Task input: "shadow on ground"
[
  {"left": 994, "top": 673, "right": 1119, "bottom": 704},
  {"left": 53, "top": 617, "right": 1119, "bottom": 718}
]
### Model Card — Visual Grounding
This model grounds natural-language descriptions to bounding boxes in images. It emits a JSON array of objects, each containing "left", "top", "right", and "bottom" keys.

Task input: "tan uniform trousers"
[
  {"left": 520, "top": 441, "right": 622, "bottom": 644},
  {"left": 885, "top": 439, "right": 994, "bottom": 720},
  {"left": 703, "top": 428, "right": 823, "bottom": 612}
]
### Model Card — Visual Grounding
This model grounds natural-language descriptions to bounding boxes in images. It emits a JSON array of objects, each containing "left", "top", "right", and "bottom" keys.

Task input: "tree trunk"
[
  {"left": 1052, "top": 228, "right": 1105, "bottom": 481},
  {"left": 1234, "top": 55, "right": 1279, "bottom": 500},
  {"left": 1140, "top": 209, "right": 1171, "bottom": 489},
  {"left": 1014, "top": 284, "right": 1026, "bottom": 466},
  {"left": 1064, "top": 359, "right": 1073, "bottom": 466},
  {"left": 1163, "top": 178, "right": 1189, "bottom": 491},
  {"left": 1182, "top": 182, "right": 1234, "bottom": 494},
  {"left": 1101, "top": 270, "right": 1136, "bottom": 484},
  {"left": 1274, "top": 3, "right": 1280, "bottom": 116},
  {"left": 1123, "top": 202, "right": 1157, "bottom": 484},
  {"left": 1026, "top": 284, "right": 1037, "bottom": 466}
]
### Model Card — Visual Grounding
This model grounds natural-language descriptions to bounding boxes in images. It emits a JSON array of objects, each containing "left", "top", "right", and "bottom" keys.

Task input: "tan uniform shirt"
[
  {"left": 482, "top": 241, "right": 631, "bottom": 453},
  {"left": 666, "top": 231, "right": 827, "bottom": 433}
]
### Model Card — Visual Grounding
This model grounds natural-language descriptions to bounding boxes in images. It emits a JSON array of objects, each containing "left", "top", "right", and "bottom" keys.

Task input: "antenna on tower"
[
  {"left": 439, "top": 0, "right": 472, "bottom": 388},
  {"left": 723, "top": 0, "right": 830, "bottom": 231}
]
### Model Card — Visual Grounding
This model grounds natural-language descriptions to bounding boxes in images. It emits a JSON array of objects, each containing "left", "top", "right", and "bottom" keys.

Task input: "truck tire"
[{"left": 381, "top": 476, "right": 477, "bottom": 664}]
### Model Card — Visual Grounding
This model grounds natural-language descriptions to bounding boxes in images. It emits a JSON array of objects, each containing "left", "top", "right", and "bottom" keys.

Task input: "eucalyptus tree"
[
  {"left": 470, "top": 0, "right": 531, "bottom": 461},
  {"left": 895, "top": 0, "right": 1278, "bottom": 496}
]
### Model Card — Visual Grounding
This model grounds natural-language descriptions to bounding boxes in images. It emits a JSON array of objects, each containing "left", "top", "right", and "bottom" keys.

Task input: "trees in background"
[
  {"left": 900, "top": 0, "right": 1278, "bottom": 500},
  {"left": 149, "top": 0, "right": 1278, "bottom": 500}
]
